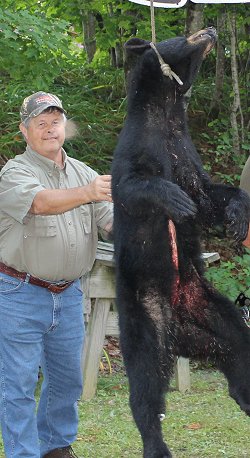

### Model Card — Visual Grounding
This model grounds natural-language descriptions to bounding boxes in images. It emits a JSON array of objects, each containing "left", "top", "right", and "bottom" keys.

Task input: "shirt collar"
[{"left": 24, "top": 145, "right": 68, "bottom": 174}]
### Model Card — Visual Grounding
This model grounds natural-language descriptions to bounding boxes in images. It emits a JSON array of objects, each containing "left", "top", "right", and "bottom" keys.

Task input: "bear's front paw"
[
  {"left": 226, "top": 218, "right": 249, "bottom": 242},
  {"left": 225, "top": 199, "right": 249, "bottom": 242},
  {"left": 166, "top": 184, "right": 197, "bottom": 223}
]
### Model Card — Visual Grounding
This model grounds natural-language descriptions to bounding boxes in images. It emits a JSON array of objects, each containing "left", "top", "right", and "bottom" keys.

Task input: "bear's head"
[{"left": 124, "top": 27, "right": 217, "bottom": 96}]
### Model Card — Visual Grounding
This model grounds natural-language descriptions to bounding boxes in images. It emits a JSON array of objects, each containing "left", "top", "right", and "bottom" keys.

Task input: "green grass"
[
  {"left": 75, "top": 368, "right": 250, "bottom": 458},
  {"left": 1, "top": 367, "right": 249, "bottom": 458}
]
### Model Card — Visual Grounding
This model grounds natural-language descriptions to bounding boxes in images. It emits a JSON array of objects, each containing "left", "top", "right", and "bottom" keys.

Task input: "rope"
[
  {"left": 149, "top": 1, "right": 183, "bottom": 85},
  {"left": 150, "top": 42, "right": 183, "bottom": 86},
  {"left": 150, "top": 0, "right": 156, "bottom": 43}
]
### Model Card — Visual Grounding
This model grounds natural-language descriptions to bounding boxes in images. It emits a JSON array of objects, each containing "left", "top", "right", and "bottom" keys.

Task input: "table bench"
[{"left": 81, "top": 242, "right": 220, "bottom": 400}]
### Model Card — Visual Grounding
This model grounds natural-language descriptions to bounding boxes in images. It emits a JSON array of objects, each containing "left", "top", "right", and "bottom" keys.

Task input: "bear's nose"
[
  {"left": 208, "top": 26, "right": 217, "bottom": 35},
  {"left": 207, "top": 27, "right": 217, "bottom": 41}
]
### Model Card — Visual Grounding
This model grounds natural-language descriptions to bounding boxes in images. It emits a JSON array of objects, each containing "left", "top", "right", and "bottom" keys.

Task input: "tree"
[
  {"left": 210, "top": 8, "right": 226, "bottom": 117},
  {"left": 0, "top": 0, "right": 249, "bottom": 168},
  {"left": 228, "top": 9, "right": 244, "bottom": 156},
  {"left": 185, "top": 0, "right": 203, "bottom": 36},
  {"left": 184, "top": 1, "right": 204, "bottom": 110},
  {"left": 82, "top": 10, "right": 96, "bottom": 63}
]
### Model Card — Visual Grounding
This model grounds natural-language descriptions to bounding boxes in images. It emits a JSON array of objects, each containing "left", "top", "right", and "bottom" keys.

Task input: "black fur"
[{"left": 111, "top": 28, "right": 250, "bottom": 458}]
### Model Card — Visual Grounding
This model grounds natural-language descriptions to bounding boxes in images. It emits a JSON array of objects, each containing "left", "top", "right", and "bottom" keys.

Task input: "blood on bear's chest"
[{"left": 168, "top": 219, "right": 209, "bottom": 325}]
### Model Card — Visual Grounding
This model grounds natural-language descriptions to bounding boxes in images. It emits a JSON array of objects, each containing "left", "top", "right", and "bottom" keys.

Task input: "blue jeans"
[{"left": 0, "top": 273, "right": 85, "bottom": 458}]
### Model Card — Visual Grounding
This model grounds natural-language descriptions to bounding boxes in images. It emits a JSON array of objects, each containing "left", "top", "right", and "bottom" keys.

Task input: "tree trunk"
[
  {"left": 210, "top": 10, "right": 226, "bottom": 117},
  {"left": 184, "top": 1, "right": 204, "bottom": 110},
  {"left": 185, "top": 0, "right": 204, "bottom": 36},
  {"left": 110, "top": 42, "right": 124, "bottom": 68},
  {"left": 82, "top": 11, "right": 96, "bottom": 63},
  {"left": 108, "top": 2, "right": 124, "bottom": 68},
  {"left": 228, "top": 11, "right": 244, "bottom": 156}
]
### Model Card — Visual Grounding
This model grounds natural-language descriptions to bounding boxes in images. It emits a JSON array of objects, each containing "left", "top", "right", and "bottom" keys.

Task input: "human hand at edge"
[
  {"left": 243, "top": 223, "right": 250, "bottom": 248},
  {"left": 86, "top": 175, "right": 113, "bottom": 203}
]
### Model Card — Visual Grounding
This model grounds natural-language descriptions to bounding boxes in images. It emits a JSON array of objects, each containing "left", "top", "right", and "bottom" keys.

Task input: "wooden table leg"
[
  {"left": 174, "top": 357, "right": 190, "bottom": 392},
  {"left": 82, "top": 298, "right": 111, "bottom": 400}
]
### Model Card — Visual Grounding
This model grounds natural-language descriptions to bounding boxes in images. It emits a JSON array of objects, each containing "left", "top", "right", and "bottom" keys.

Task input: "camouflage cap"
[{"left": 20, "top": 91, "right": 66, "bottom": 123}]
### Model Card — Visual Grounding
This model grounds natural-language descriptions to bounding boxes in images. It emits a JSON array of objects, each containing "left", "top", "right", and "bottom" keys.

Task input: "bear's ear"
[{"left": 125, "top": 38, "right": 151, "bottom": 55}]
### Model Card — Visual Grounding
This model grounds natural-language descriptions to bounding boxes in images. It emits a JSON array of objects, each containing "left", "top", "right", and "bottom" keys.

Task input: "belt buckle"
[{"left": 48, "top": 282, "right": 72, "bottom": 293}]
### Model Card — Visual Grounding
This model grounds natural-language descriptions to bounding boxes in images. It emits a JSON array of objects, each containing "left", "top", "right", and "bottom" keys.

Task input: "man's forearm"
[
  {"left": 30, "top": 186, "right": 94, "bottom": 215},
  {"left": 30, "top": 175, "right": 112, "bottom": 215}
]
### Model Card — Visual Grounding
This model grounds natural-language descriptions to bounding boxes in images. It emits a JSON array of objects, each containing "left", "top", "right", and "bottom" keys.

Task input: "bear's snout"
[{"left": 187, "top": 27, "right": 217, "bottom": 56}]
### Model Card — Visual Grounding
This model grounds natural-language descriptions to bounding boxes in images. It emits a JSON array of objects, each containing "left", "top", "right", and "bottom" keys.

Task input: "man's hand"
[
  {"left": 243, "top": 224, "right": 250, "bottom": 248},
  {"left": 86, "top": 175, "right": 112, "bottom": 203}
]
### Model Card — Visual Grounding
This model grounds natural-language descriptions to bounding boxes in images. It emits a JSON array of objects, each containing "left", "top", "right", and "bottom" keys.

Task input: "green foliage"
[
  {"left": 205, "top": 251, "right": 250, "bottom": 302},
  {"left": 0, "top": 8, "right": 71, "bottom": 87},
  {"left": 0, "top": 1, "right": 249, "bottom": 178},
  {"left": 199, "top": 117, "right": 250, "bottom": 184},
  {"left": 0, "top": 64, "right": 125, "bottom": 171},
  {"left": 53, "top": 65, "right": 126, "bottom": 173},
  {"left": 190, "top": 75, "right": 249, "bottom": 184}
]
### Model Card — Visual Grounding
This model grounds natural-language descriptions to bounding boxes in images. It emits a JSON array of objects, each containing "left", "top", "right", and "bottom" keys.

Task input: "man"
[
  {"left": 240, "top": 156, "right": 250, "bottom": 247},
  {"left": 0, "top": 92, "right": 113, "bottom": 458}
]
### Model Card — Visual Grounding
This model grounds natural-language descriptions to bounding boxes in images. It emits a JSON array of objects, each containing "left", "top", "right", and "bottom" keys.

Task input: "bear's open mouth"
[{"left": 203, "top": 41, "right": 215, "bottom": 57}]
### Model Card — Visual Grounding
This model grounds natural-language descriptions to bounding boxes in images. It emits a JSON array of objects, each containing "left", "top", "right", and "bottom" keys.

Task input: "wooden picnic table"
[{"left": 81, "top": 241, "right": 220, "bottom": 400}]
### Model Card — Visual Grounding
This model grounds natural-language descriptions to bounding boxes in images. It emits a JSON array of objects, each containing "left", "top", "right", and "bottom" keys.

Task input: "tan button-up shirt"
[
  {"left": 0, "top": 146, "right": 113, "bottom": 281},
  {"left": 240, "top": 156, "right": 250, "bottom": 197}
]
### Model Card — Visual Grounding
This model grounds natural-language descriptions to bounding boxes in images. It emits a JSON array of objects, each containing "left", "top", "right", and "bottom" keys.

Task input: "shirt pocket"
[
  {"left": 23, "top": 215, "right": 57, "bottom": 237},
  {"left": 80, "top": 206, "right": 92, "bottom": 234}
]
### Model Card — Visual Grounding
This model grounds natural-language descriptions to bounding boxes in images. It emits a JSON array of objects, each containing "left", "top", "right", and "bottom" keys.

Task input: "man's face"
[{"left": 19, "top": 110, "right": 66, "bottom": 157}]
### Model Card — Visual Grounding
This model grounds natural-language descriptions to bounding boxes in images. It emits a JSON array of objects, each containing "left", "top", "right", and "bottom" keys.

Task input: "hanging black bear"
[{"left": 111, "top": 28, "right": 250, "bottom": 458}]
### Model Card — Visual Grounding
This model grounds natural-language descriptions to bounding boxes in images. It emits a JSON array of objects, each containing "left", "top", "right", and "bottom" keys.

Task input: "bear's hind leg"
[
  {"left": 119, "top": 313, "right": 173, "bottom": 458},
  {"left": 174, "top": 285, "right": 250, "bottom": 416},
  {"left": 128, "top": 358, "right": 172, "bottom": 458}
]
